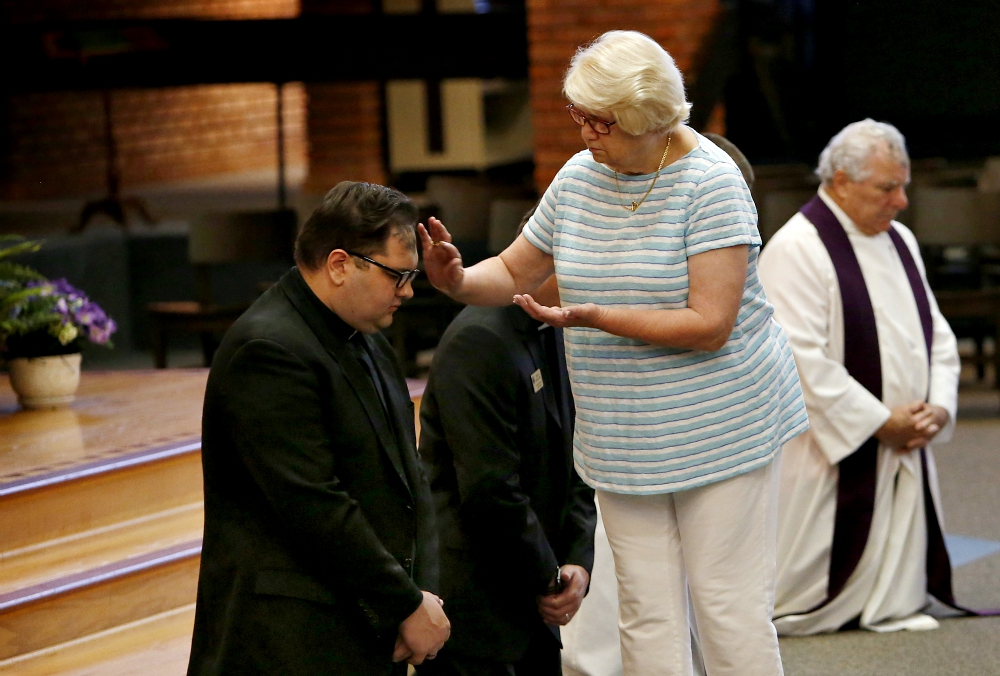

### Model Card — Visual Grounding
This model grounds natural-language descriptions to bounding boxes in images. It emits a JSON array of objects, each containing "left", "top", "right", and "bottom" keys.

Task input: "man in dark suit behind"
[
  {"left": 187, "top": 181, "right": 450, "bottom": 676},
  {"left": 417, "top": 273, "right": 597, "bottom": 676}
]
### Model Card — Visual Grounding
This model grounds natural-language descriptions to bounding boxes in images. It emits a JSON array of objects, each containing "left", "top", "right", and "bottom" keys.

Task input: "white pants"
[
  {"left": 561, "top": 499, "right": 624, "bottom": 676},
  {"left": 561, "top": 500, "right": 706, "bottom": 676},
  {"left": 598, "top": 454, "right": 783, "bottom": 676}
]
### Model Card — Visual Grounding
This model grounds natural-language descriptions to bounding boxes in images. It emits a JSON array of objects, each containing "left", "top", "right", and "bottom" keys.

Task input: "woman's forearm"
[
  {"left": 448, "top": 256, "right": 522, "bottom": 306},
  {"left": 435, "top": 234, "right": 555, "bottom": 306},
  {"left": 589, "top": 306, "right": 734, "bottom": 351}
]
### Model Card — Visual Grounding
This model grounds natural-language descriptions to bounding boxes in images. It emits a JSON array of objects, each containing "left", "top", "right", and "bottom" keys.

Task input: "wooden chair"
[{"left": 147, "top": 209, "right": 296, "bottom": 368}]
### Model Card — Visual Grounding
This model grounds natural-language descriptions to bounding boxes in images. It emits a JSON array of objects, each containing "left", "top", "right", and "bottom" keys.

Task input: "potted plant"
[{"left": 1, "top": 235, "right": 117, "bottom": 409}]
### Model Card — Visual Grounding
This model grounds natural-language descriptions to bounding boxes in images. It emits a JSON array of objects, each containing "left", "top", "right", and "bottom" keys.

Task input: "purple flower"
[{"left": 24, "top": 278, "right": 117, "bottom": 345}]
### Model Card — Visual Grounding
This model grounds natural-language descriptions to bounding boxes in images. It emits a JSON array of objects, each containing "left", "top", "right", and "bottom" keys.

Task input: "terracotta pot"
[{"left": 7, "top": 353, "right": 82, "bottom": 409}]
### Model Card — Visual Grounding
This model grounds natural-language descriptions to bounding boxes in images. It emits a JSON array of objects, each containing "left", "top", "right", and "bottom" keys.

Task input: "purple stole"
[{"left": 799, "top": 195, "right": 965, "bottom": 614}]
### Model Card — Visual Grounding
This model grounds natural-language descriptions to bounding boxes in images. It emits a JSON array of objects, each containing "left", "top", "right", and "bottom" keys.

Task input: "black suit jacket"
[
  {"left": 187, "top": 268, "right": 437, "bottom": 676},
  {"left": 418, "top": 304, "right": 596, "bottom": 663}
]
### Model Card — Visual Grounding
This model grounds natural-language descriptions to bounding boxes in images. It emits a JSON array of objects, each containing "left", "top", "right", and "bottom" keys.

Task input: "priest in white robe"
[{"left": 758, "top": 119, "right": 961, "bottom": 635}]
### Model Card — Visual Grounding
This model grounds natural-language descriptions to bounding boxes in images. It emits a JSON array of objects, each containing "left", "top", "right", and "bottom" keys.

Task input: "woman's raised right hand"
[{"left": 418, "top": 217, "right": 465, "bottom": 296}]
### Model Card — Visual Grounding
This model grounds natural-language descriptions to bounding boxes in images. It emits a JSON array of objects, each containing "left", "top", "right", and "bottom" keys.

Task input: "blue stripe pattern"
[{"left": 523, "top": 136, "right": 809, "bottom": 494}]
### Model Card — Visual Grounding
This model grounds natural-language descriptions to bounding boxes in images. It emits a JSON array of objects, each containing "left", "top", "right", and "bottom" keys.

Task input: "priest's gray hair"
[
  {"left": 816, "top": 119, "right": 910, "bottom": 184},
  {"left": 564, "top": 31, "right": 692, "bottom": 136}
]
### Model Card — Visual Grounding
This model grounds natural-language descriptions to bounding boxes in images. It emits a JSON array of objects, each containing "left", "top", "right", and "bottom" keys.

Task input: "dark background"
[{"left": 724, "top": 0, "right": 1000, "bottom": 163}]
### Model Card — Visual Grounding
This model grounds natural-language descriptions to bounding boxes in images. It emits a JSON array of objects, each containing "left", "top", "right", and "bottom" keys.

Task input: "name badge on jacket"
[{"left": 531, "top": 369, "right": 544, "bottom": 393}]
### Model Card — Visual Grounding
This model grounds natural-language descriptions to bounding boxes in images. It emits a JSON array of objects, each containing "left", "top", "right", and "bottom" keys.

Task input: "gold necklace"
[{"left": 614, "top": 134, "right": 671, "bottom": 213}]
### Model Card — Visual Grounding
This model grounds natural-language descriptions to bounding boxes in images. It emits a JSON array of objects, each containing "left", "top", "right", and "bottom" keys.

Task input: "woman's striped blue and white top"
[{"left": 523, "top": 135, "right": 809, "bottom": 494}]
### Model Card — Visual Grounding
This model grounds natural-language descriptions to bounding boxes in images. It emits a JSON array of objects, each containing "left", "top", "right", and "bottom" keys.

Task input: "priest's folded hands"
[{"left": 875, "top": 400, "right": 950, "bottom": 452}]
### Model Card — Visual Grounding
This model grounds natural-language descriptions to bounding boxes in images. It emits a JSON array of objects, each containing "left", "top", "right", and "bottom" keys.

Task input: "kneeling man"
[
  {"left": 417, "top": 271, "right": 596, "bottom": 675},
  {"left": 758, "top": 120, "right": 961, "bottom": 634}
]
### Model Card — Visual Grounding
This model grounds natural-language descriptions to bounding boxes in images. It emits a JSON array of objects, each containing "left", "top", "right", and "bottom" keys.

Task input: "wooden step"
[
  {"left": 0, "top": 502, "right": 203, "bottom": 597},
  {"left": 0, "top": 443, "right": 203, "bottom": 558},
  {"left": 0, "top": 605, "right": 418, "bottom": 676},
  {"left": 0, "top": 539, "right": 200, "bottom": 660},
  {"left": 0, "top": 370, "right": 207, "bottom": 553},
  {"left": 0, "top": 371, "right": 207, "bottom": 662},
  {"left": 0, "top": 604, "right": 196, "bottom": 676}
]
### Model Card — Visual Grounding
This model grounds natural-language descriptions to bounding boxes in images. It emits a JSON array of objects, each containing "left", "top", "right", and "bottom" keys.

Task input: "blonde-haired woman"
[{"left": 420, "top": 31, "right": 807, "bottom": 675}]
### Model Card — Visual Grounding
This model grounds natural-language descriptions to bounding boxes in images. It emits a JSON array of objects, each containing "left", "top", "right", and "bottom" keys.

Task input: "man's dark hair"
[{"left": 294, "top": 181, "right": 418, "bottom": 270}]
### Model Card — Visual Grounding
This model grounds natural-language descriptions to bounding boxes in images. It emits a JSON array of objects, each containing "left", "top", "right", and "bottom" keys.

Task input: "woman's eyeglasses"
[
  {"left": 345, "top": 251, "right": 421, "bottom": 288},
  {"left": 566, "top": 104, "right": 616, "bottom": 135}
]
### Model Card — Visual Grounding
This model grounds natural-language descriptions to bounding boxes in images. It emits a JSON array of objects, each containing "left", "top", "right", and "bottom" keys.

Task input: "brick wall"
[
  {"left": 526, "top": 0, "right": 721, "bottom": 192},
  {"left": 1, "top": 0, "right": 298, "bottom": 22},
  {"left": 304, "top": 82, "right": 386, "bottom": 194},
  {"left": 3, "top": 83, "right": 307, "bottom": 200},
  {"left": 0, "top": 0, "right": 380, "bottom": 26},
  {"left": 298, "top": 1, "right": 383, "bottom": 195},
  {"left": 0, "top": 0, "right": 389, "bottom": 201}
]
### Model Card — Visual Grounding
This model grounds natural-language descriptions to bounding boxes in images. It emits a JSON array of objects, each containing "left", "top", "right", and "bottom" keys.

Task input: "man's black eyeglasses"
[{"left": 345, "top": 251, "right": 421, "bottom": 288}]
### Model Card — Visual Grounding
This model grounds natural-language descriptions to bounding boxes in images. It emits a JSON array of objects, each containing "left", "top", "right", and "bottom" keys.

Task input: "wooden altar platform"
[
  {"left": 0, "top": 369, "right": 426, "bottom": 675},
  {"left": 0, "top": 369, "right": 207, "bottom": 675}
]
